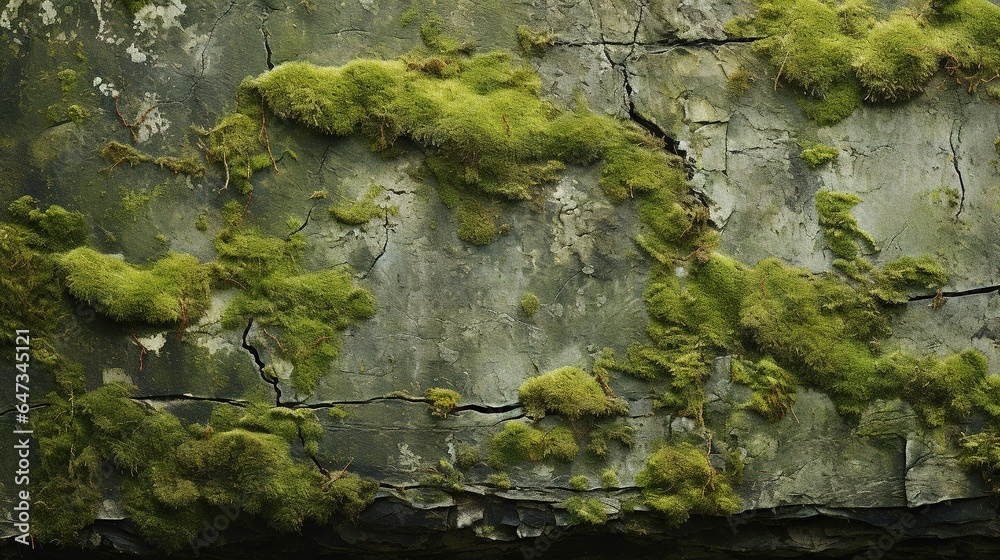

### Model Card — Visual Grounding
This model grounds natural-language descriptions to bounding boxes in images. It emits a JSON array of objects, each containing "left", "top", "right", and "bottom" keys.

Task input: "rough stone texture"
[{"left": 2, "top": 0, "right": 1000, "bottom": 558}]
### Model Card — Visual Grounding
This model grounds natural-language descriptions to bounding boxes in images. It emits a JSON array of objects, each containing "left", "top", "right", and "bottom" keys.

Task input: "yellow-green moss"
[
  {"left": 728, "top": 0, "right": 1000, "bottom": 123},
  {"left": 518, "top": 366, "right": 628, "bottom": 420},
  {"left": 569, "top": 475, "right": 589, "bottom": 490},
  {"left": 730, "top": 358, "right": 797, "bottom": 422},
  {"left": 520, "top": 291, "right": 540, "bottom": 316},
  {"left": 424, "top": 387, "right": 461, "bottom": 417},
  {"left": 800, "top": 144, "right": 839, "bottom": 167},
  {"left": 60, "top": 248, "right": 211, "bottom": 325},
  {"left": 487, "top": 422, "right": 579, "bottom": 467},
  {"left": 215, "top": 204, "right": 375, "bottom": 392},
  {"left": 726, "top": 67, "right": 754, "bottom": 98},
  {"left": 486, "top": 472, "right": 512, "bottom": 490},
  {"left": 601, "top": 469, "right": 619, "bottom": 489},
  {"left": 815, "top": 190, "right": 876, "bottom": 261},
  {"left": 517, "top": 26, "right": 556, "bottom": 56},
  {"left": 8, "top": 195, "right": 89, "bottom": 251},
  {"left": 100, "top": 141, "right": 206, "bottom": 177},
  {"left": 586, "top": 421, "right": 636, "bottom": 458},
  {"left": 330, "top": 184, "right": 398, "bottom": 225},
  {"left": 636, "top": 441, "right": 740, "bottom": 526},
  {"left": 0, "top": 223, "right": 64, "bottom": 343},
  {"left": 564, "top": 496, "right": 608, "bottom": 525}
]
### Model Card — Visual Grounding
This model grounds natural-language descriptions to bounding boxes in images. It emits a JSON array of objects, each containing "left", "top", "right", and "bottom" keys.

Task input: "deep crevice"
[
  {"left": 289, "top": 395, "right": 523, "bottom": 414},
  {"left": 361, "top": 210, "right": 391, "bottom": 279},
  {"left": 949, "top": 124, "right": 966, "bottom": 219},
  {"left": 131, "top": 394, "right": 248, "bottom": 407},
  {"left": 242, "top": 317, "right": 284, "bottom": 407},
  {"left": 622, "top": 66, "right": 692, "bottom": 174},
  {"left": 909, "top": 285, "right": 1000, "bottom": 302},
  {"left": 556, "top": 36, "right": 763, "bottom": 49}
]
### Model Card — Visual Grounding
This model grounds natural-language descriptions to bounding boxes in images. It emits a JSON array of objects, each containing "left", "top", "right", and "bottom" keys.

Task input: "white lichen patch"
[
  {"left": 134, "top": 0, "right": 186, "bottom": 33},
  {"left": 134, "top": 92, "right": 170, "bottom": 143},
  {"left": 397, "top": 443, "right": 423, "bottom": 472},
  {"left": 38, "top": 0, "right": 57, "bottom": 25},
  {"left": 125, "top": 41, "right": 148, "bottom": 63},
  {"left": 93, "top": 76, "right": 120, "bottom": 98},
  {"left": 138, "top": 332, "right": 167, "bottom": 356},
  {"left": 102, "top": 368, "right": 132, "bottom": 385},
  {"left": 0, "top": 0, "right": 24, "bottom": 30}
]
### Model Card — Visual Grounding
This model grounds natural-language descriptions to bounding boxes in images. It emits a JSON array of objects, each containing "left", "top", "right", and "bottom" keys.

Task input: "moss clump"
[
  {"left": 636, "top": 441, "right": 740, "bottom": 526},
  {"left": 0, "top": 223, "right": 64, "bottom": 343},
  {"left": 424, "top": 387, "right": 461, "bottom": 418},
  {"left": 730, "top": 358, "right": 798, "bottom": 422},
  {"left": 235, "top": 403, "right": 324, "bottom": 456},
  {"left": 60, "top": 248, "right": 211, "bottom": 325},
  {"left": 486, "top": 472, "right": 512, "bottom": 490},
  {"left": 120, "top": 0, "right": 152, "bottom": 13},
  {"left": 419, "top": 13, "right": 476, "bottom": 55},
  {"left": 421, "top": 459, "right": 464, "bottom": 489},
  {"left": 216, "top": 203, "right": 375, "bottom": 392},
  {"left": 8, "top": 195, "right": 89, "bottom": 251},
  {"left": 520, "top": 291, "right": 540, "bottom": 316},
  {"left": 455, "top": 442, "right": 482, "bottom": 469},
  {"left": 800, "top": 144, "right": 840, "bottom": 167},
  {"left": 215, "top": 54, "right": 685, "bottom": 242},
  {"left": 960, "top": 427, "right": 1000, "bottom": 490},
  {"left": 868, "top": 256, "right": 947, "bottom": 304},
  {"left": 487, "top": 422, "right": 579, "bottom": 467},
  {"left": 34, "top": 384, "right": 377, "bottom": 550},
  {"left": 66, "top": 104, "right": 91, "bottom": 124},
  {"left": 100, "top": 141, "right": 206, "bottom": 177},
  {"left": 456, "top": 199, "right": 501, "bottom": 245},
  {"left": 517, "top": 26, "right": 556, "bottom": 56},
  {"left": 518, "top": 366, "right": 628, "bottom": 420},
  {"left": 586, "top": 421, "right": 636, "bottom": 458},
  {"left": 564, "top": 496, "right": 608, "bottom": 525},
  {"left": 330, "top": 184, "right": 397, "bottom": 225},
  {"left": 569, "top": 475, "right": 589, "bottom": 490},
  {"left": 728, "top": 0, "right": 1000, "bottom": 123},
  {"left": 601, "top": 469, "right": 619, "bottom": 489},
  {"left": 815, "top": 190, "right": 876, "bottom": 261},
  {"left": 726, "top": 68, "right": 754, "bottom": 98}
]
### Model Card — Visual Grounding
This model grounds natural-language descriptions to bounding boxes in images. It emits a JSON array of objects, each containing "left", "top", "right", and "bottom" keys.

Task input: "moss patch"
[
  {"left": 487, "top": 421, "right": 579, "bottom": 467},
  {"left": 330, "top": 184, "right": 398, "bottom": 225},
  {"left": 424, "top": 387, "right": 460, "bottom": 417},
  {"left": 60, "top": 248, "right": 211, "bottom": 325},
  {"left": 518, "top": 366, "right": 628, "bottom": 420},
  {"left": 636, "top": 441, "right": 740, "bottom": 526},
  {"left": 33, "top": 384, "right": 376, "bottom": 549},
  {"left": 728, "top": 0, "right": 1000, "bottom": 123},
  {"left": 800, "top": 144, "right": 839, "bottom": 167},
  {"left": 100, "top": 141, "right": 206, "bottom": 177},
  {"left": 215, "top": 203, "right": 375, "bottom": 393}
]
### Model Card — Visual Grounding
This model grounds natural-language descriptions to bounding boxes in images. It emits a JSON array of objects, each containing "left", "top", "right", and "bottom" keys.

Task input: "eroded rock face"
[{"left": 2, "top": 0, "right": 1000, "bottom": 558}]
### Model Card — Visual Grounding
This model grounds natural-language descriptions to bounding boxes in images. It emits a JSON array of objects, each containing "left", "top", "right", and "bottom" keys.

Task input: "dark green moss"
[
  {"left": 730, "top": 358, "right": 798, "bottom": 422},
  {"left": 330, "top": 184, "right": 397, "bottom": 225},
  {"left": 586, "top": 421, "right": 636, "bottom": 458},
  {"left": 0, "top": 223, "right": 64, "bottom": 343},
  {"left": 8, "top": 195, "right": 89, "bottom": 251},
  {"left": 34, "top": 383, "right": 377, "bottom": 551}
]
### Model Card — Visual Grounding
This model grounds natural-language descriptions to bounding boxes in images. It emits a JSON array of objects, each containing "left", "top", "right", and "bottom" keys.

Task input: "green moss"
[
  {"left": 328, "top": 406, "right": 349, "bottom": 420},
  {"left": 195, "top": 212, "right": 209, "bottom": 232},
  {"left": 8, "top": 195, "right": 89, "bottom": 251},
  {"left": 486, "top": 472, "right": 512, "bottom": 490},
  {"left": 330, "top": 184, "right": 397, "bottom": 225},
  {"left": 120, "top": 0, "right": 153, "bottom": 13},
  {"left": 0, "top": 224, "right": 64, "bottom": 343},
  {"left": 586, "top": 421, "right": 636, "bottom": 458},
  {"left": 100, "top": 141, "right": 206, "bottom": 177},
  {"left": 57, "top": 68, "right": 79, "bottom": 99},
  {"left": 424, "top": 387, "right": 461, "bottom": 417},
  {"left": 636, "top": 441, "right": 740, "bottom": 525},
  {"left": 868, "top": 256, "right": 947, "bottom": 304},
  {"left": 517, "top": 26, "right": 556, "bottom": 56},
  {"left": 66, "top": 104, "right": 91, "bottom": 124},
  {"left": 730, "top": 0, "right": 1000, "bottom": 122},
  {"left": 815, "top": 190, "right": 876, "bottom": 261},
  {"left": 960, "top": 428, "right": 1000, "bottom": 490},
  {"left": 456, "top": 199, "right": 502, "bottom": 245},
  {"left": 564, "top": 496, "right": 608, "bottom": 525},
  {"left": 215, "top": 207, "right": 375, "bottom": 392},
  {"left": 726, "top": 67, "right": 754, "bottom": 98},
  {"left": 60, "top": 248, "right": 212, "bottom": 324},
  {"left": 520, "top": 291, "right": 540, "bottom": 316},
  {"left": 601, "top": 469, "right": 619, "bottom": 489},
  {"left": 421, "top": 459, "right": 464, "bottom": 489},
  {"left": 518, "top": 366, "right": 628, "bottom": 420},
  {"left": 455, "top": 442, "right": 482, "bottom": 469},
  {"left": 420, "top": 13, "right": 476, "bottom": 54},
  {"left": 569, "top": 475, "right": 589, "bottom": 490},
  {"left": 34, "top": 383, "right": 377, "bottom": 550},
  {"left": 854, "top": 14, "right": 940, "bottom": 101},
  {"left": 800, "top": 144, "right": 839, "bottom": 167},
  {"left": 730, "top": 358, "right": 798, "bottom": 422},
  {"left": 487, "top": 422, "right": 579, "bottom": 467}
]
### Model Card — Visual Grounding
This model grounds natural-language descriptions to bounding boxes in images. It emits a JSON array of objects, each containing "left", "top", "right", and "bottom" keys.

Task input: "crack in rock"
[
  {"left": 241, "top": 317, "right": 284, "bottom": 407},
  {"left": 949, "top": 122, "right": 965, "bottom": 219},
  {"left": 909, "top": 284, "right": 1000, "bottom": 302}
]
